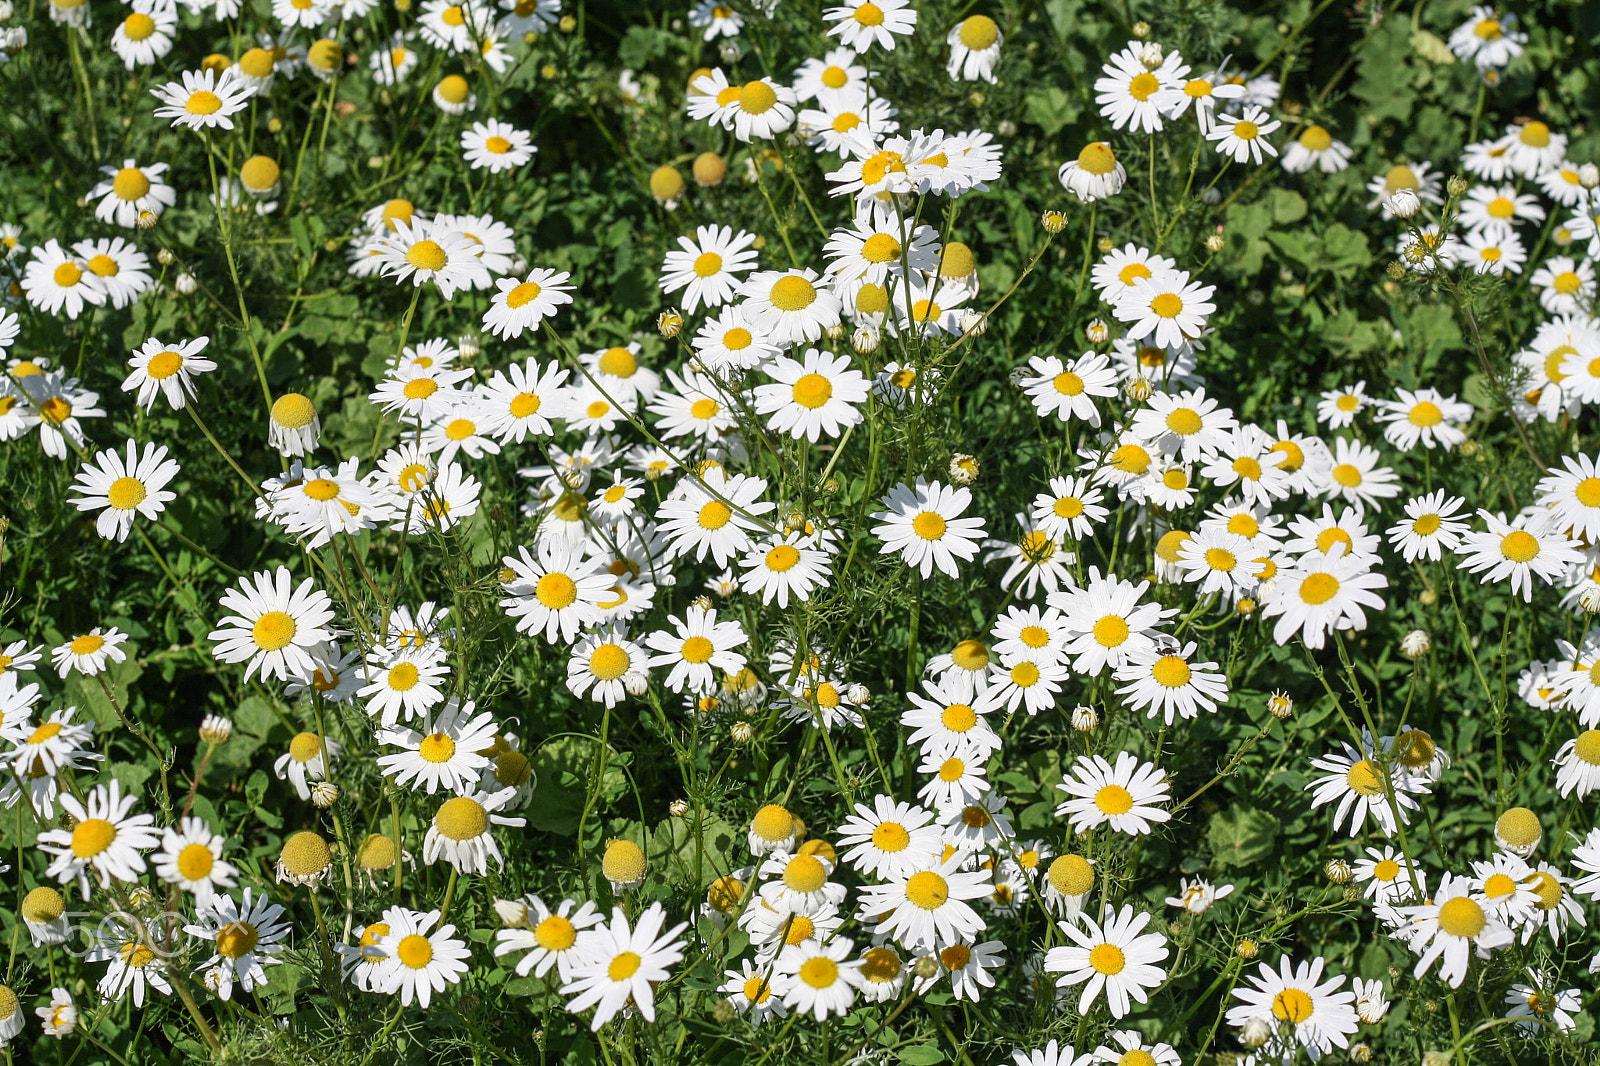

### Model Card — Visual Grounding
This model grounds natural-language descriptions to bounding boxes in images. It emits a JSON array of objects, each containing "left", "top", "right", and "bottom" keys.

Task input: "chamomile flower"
[
  {"left": 376, "top": 699, "right": 499, "bottom": 794},
  {"left": 721, "top": 959, "right": 787, "bottom": 1024},
  {"left": 49, "top": 627, "right": 128, "bottom": 679},
  {"left": 1534, "top": 453, "right": 1600, "bottom": 541},
  {"left": 1318, "top": 436, "right": 1400, "bottom": 508},
  {"left": 1365, "top": 161, "right": 1444, "bottom": 217},
  {"left": 1226, "top": 956, "right": 1360, "bottom": 1060},
  {"left": 659, "top": 469, "right": 775, "bottom": 567},
  {"left": 421, "top": 788, "right": 525, "bottom": 875},
  {"left": 1449, "top": 6, "right": 1527, "bottom": 70},
  {"left": 1091, "top": 243, "right": 1176, "bottom": 303},
  {"left": 38, "top": 780, "right": 159, "bottom": 899},
  {"left": 1175, "top": 528, "right": 1266, "bottom": 597},
  {"left": 88, "top": 921, "right": 171, "bottom": 1007},
  {"left": 478, "top": 359, "right": 570, "bottom": 441},
  {"left": 154, "top": 817, "right": 237, "bottom": 908},
  {"left": 915, "top": 740, "right": 991, "bottom": 807},
  {"left": 123, "top": 336, "right": 215, "bottom": 411},
  {"left": 185, "top": 889, "right": 289, "bottom": 1000},
  {"left": 946, "top": 16, "right": 1002, "bottom": 83},
  {"left": 858, "top": 855, "right": 991, "bottom": 952},
  {"left": 1306, "top": 741, "right": 1424, "bottom": 837},
  {"left": 1385, "top": 491, "right": 1469, "bottom": 562},
  {"left": 370, "top": 908, "right": 472, "bottom": 1008},
  {"left": 660, "top": 225, "right": 759, "bottom": 312},
  {"left": 370, "top": 362, "right": 474, "bottom": 424},
  {"left": 22, "top": 240, "right": 106, "bottom": 319},
  {"left": 1395, "top": 873, "right": 1514, "bottom": 987},
  {"left": 376, "top": 218, "right": 480, "bottom": 299},
  {"left": 151, "top": 67, "right": 256, "bottom": 131},
  {"left": 824, "top": 0, "right": 917, "bottom": 53},
  {"left": 871, "top": 478, "right": 988, "bottom": 579},
  {"left": 1316, "top": 382, "right": 1369, "bottom": 429},
  {"left": 460, "top": 119, "right": 536, "bottom": 172},
  {"left": 1094, "top": 42, "right": 1186, "bottom": 134},
  {"left": 739, "top": 534, "right": 833, "bottom": 607},
  {"left": 1031, "top": 476, "right": 1108, "bottom": 543},
  {"left": 482, "top": 269, "right": 574, "bottom": 339},
  {"left": 493, "top": 896, "right": 604, "bottom": 980},
  {"left": 208, "top": 568, "right": 336, "bottom": 683},
  {"left": 1021, "top": 352, "right": 1119, "bottom": 425},
  {"left": 567, "top": 627, "right": 647, "bottom": 707},
  {"left": 1528, "top": 256, "right": 1595, "bottom": 316},
  {"left": 111, "top": 1, "right": 175, "bottom": 68},
  {"left": 645, "top": 606, "right": 748, "bottom": 694},
  {"left": 1051, "top": 568, "right": 1176, "bottom": 675},
  {"left": 1058, "top": 142, "right": 1127, "bottom": 202},
  {"left": 977, "top": 654, "right": 1069, "bottom": 717},
  {"left": 69, "top": 440, "right": 179, "bottom": 543},
  {"left": 1115, "top": 641, "right": 1228, "bottom": 723},
  {"left": 89, "top": 159, "right": 176, "bottom": 228},
  {"left": 1280, "top": 125, "right": 1352, "bottom": 173},
  {"left": 561, "top": 904, "right": 687, "bottom": 1029},
  {"left": 1055, "top": 751, "right": 1171, "bottom": 836},
  {"left": 1207, "top": 106, "right": 1280, "bottom": 163},
  {"left": 836, "top": 795, "right": 942, "bottom": 879},
  {"left": 273, "top": 732, "right": 340, "bottom": 799},
  {"left": 1459, "top": 228, "right": 1525, "bottom": 274},
  {"left": 1165, "top": 878, "right": 1234, "bottom": 915},
  {"left": 1044, "top": 904, "right": 1170, "bottom": 1019},
  {"left": 1554, "top": 730, "right": 1600, "bottom": 797},
  {"left": 1459, "top": 183, "right": 1545, "bottom": 237},
  {"left": 1456, "top": 510, "right": 1582, "bottom": 602},
  {"left": 1114, "top": 272, "right": 1218, "bottom": 352},
  {"left": 739, "top": 268, "right": 842, "bottom": 346},
  {"left": 754, "top": 348, "right": 869, "bottom": 442}
]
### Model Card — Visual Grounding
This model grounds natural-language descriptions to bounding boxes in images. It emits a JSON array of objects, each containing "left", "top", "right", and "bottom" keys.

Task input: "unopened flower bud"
[
  {"left": 960, "top": 309, "right": 988, "bottom": 336},
  {"left": 1097, "top": 236, "right": 1115, "bottom": 253},
  {"left": 1580, "top": 163, "right": 1600, "bottom": 189},
  {"left": 558, "top": 14, "right": 576, "bottom": 31},
  {"left": 1580, "top": 585, "right": 1600, "bottom": 616},
  {"left": 0, "top": 3, "right": 13, "bottom": 21},
  {"left": 1419, "top": 588, "right": 1438, "bottom": 606},
  {"left": 1342, "top": 884, "right": 1363, "bottom": 903},
  {"left": 1348, "top": 1042, "right": 1372, "bottom": 1064},
  {"left": 1385, "top": 261, "right": 1407, "bottom": 280},
  {"left": 997, "top": 119, "right": 1017, "bottom": 136},
  {"left": 719, "top": 40, "right": 742, "bottom": 63},
  {"left": 1204, "top": 231, "right": 1226, "bottom": 253},
  {"left": 1131, "top": 20, "right": 1151, "bottom": 37},
  {"left": 311, "top": 782, "right": 340, "bottom": 808},
  {"left": 657, "top": 310, "right": 684, "bottom": 338},
  {"left": 1084, "top": 318, "right": 1110, "bottom": 344},
  {"left": 967, "top": 91, "right": 985, "bottom": 107},
  {"left": 1400, "top": 629, "right": 1430, "bottom": 659},
  {"left": 199, "top": 715, "right": 233, "bottom": 746},
  {"left": 691, "top": 594, "right": 715, "bottom": 611},
  {"left": 1125, "top": 377, "right": 1153, "bottom": 402},
  {"left": 948, "top": 453, "right": 979, "bottom": 485},
  {"left": 622, "top": 671, "right": 649, "bottom": 697},
  {"left": 1008, "top": 366, "right": 1032, "bottom": 388},
  {"left": 1240, "top": 1016, "right": 1271, "bottom": 1048},
  {"left": 820, "top": 476, "right": 841, "bottom": 496},
  {"left": 846, "top": 683, "right": 870, "bottom": 705},
  {"left": 852, "top": 326, "right": 879, "bottom": 354},
  {"left": 136, "top": 210, "right": 159, "bottom": 230},
  {"left": 1040, "top": 210, "right": 1066, "bottom": 234},
  {"left": 156, "top": 247, "right": 176, "bottom": 266},
  {"left": 669, "top": 799, "right": 690, "bottom": 817},
  {"left": 1325, "top": 859, "right": 1353, "bottom": 884},
  {"left": 1388, "top": 189, "right": 1421, "bottom": 217},
  {"left": 1457, "top": 438, "right": 1480, "bottom": 457},
  {"left": 1139, "top": 43, "right": 1163, "bottom": 68},
  {"left": 456, "top": 334, "right": 481, "bottom": 359},
  {"left": 1071, "top": 705, "right": 1098, "bottom": 732},
  {"left": 174, "top": 272, "right": 198, "bottom": 295},
  {"left": 1267, "top": 691, "right": 1293, "bottom": 719},
  {"left": 824, "top": 322, "right": 845, "bottom": 341},
  {"left": 1446, "top": 174, "right": 1469, "bottom": 198},
  {"left": 1236, "top": 597, "right": 1257, "bottom": 615},
  {"left": 731, "top": 721, "right": 754, "bottom": 743}
]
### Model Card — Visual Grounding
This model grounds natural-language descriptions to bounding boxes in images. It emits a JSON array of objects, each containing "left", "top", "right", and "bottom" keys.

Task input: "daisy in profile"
[
  {"left": 151, "top": 68, "right": 255, "bottom": 131},
  {"left": 727, "top": 78, "right": 798, "bottom": 142},
  {"left": 1365, "top": 161, "right": 1444, "bottom": 217},
  {"left": 947, "top": 15, "right": 1002, "bottom": 82},
  {"left": 754, "top": 348, "right": 869, "bottom": 442},
  {"left": 824, "top": 0, "right": 917, "bottom": 53},
  {"left": 561, "top": 904, "right": 687, "bottom": 1030},
  {"left": 1020, "top": 351, "right": 1119, "bottom": 425},
  {"left": 660, "top": 225, "right": 759, "bottom": 312},
  {"left": 1456, "top": 510, "right": 1582, "bottom": 601},
  {"left": 1044, "top": 904, "right": 1169, "bottom": 1019},
  {"left": 1377, "top": 387, "right": 1472, "bottom": 451},
  {"left": 273, "top": 732, "right": 340, "bottom": 799},
  {"left": 209, "top": 567, "right": 336, "bottom": 682},
  {"left": 184, "top": 889, "right": 289, "bottom": 1000},
  {"left": 1207, "top": 106, "right": 1280, "bottom": 163},
  {"left": 1554, "top": 730, "right": 1600, "bottom": 797},
  {"left": 1386, "top": 491, "right": 1469, "bottom": 562},
  {"left": 1115, "top": 640, "right": 1228, "bottom": 723},
  {"left": 38, "top": 780, "right": 160, "bottom": 899},
  {"left": 89, "top": 159, "right": 176, "bottom": 228},
  {"left": 1261, "top": 547, "right": 1388, "bottom": 649},
  {"left": 154, "top": 817, "right": 237, "bottom": 908},
  {"left": 68, "top": 440, "right": 180, "bottom": 543},
  {"left": 461, "top": 120, "right": 536, "bottom": 172},
  {"left": 739, "top": 268, "right": 842, "bottom": 346},
  {"left": 371, "top": 908, "right": 472, "bottom": 1007},
  {"left": 1280, "top": 125, "right": 1352, "bottom": 174},
  {"left": 36, "top": 987, "right": 77, "bottom": 1037},
  {"left": 1115, "top": 272, "right": 1217, "bottom": 352},
  {"left": 1395, "top": 873, "right": 1514, "bottom": 987},
  {"left": 1306, "top": 741, "right": 1424, "bottom": 837},
  {"left": 1056, "top": 751, "right": 1170, "bottom": 835},
  {"left": 422, "top": 788, "right": 525, "bottom": 874},
  {"left": 376, "top": 698, "right": 499, "bottom": 794},
  {"left": 1225, "top": 956, "right": 1359, "bottom": 1060},
  {"left": 1094, "top": 41, "right": 1187, "bottom": 133},
  {"left": 482, "top": 269, "right": 573, "bottom": 339},
  {"left": 51, "top": 627, "right": 129, "bottom": 679},
  {"left": 493, "top": 896, "right": 603, "bottom": 980},
  {"left": 871, "top": 478, "right": 988, "bottom": 579},
  {"left": 1058, "top": 141, "right": 1127, "bottom": 202}
]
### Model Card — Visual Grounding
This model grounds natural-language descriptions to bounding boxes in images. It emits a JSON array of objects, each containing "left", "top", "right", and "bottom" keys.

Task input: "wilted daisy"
[
  {"left": 1226, "top": 956, "right": 1359, "bottom": 1060},
  {"left": 1056, "top": 751, "right": 1171, "bottom": 835},
  {"left": 422, "top": 787, "right": 525, "bottom": 874},
  {"left": 1058, "top": 142, "right": 1127, "bottom": 202},
  {"left": 185, "top": 889, "right": 289, "bottom": 1000},
  {"left": 1044, "top": 904, "right": 1169, "bottom": 1019},
  {"left": 946, "top": 15, "right": 1002, "bottom": 82},
  {"left": 151, "top": 68, "right": 255, "bottom": 130},
  {"left": 35, "top": 987, "right": 76, "bottom": 1038},
  {"left": 267, "top": 393, "right": 321, "bottom": 456},
  {"left": 1365, "top": 161, "right": 1445, "bottom": 217},
  {"left": 38, "top": 780, "right": 160, "bottom": 898},
  {"left": 273, "top": 732, "right": 341, "bottom": 799},
  {"left": 871, "top": 478, "right": 987, "bottom": 579}
]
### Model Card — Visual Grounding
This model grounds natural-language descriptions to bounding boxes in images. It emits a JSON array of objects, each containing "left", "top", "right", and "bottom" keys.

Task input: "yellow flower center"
[
  {"left": 186, "top": 91, "right": 223, "bottom": 115},
  {"left": 698, "top": 500, "right": 733, "bottom": 529},
  {"left": 739, "top": 80, "right": 778, "bottom": 115},
  {"left": 435, "top": 796, "right": 489, "bottom": 840},
  {"left": 70, "top": 818, "right": 117, "bottom": 858},
  {"left": 1093, "top": 615, "right": 1129, "bottom": 647},
  {"left": 406, "top": 240, "right": 449, "bottom": 272},
  {"left": 1345, "top": 760, "right": 1384, "bottom": 796},
  {"left": 106, "top": 477, "right": 148, "bottom": 510},
  {"left": 1094, "top": 784, "right": 1134, "bottom": 814},
  {"left": 905, "top": 870, "right": 949, "bottom": 909},
  {"left": 216, "top": 921, "right": 259, "bottom": 959},
  {"left": 252, "top": 611, "right": 297, "bottom": 651},
  {"left": 853, "top": 2, "right": 884, "bottom": 26},
  {"left": 1500, "top": 530, "right": 1540, "bottom": 563},
  {"left": 113, "top": 167, "right": 152, "bottom": 200},
  {"left": 1151, "top": 655, "right": 1191, "bottom": 688},
  {"left": 177, "top": 842, "right": 215, "bottom": 880},
  {"left": 1436, "top": 896, "right": 1487, "bottom": 938},
  {"left": 912, "top": 511, "right": 947, "bottom": 540},
  {"left": 1298, "top": 572, "right": 1340, "bottom": 605},
  {"left": 1128, "top": 72, "right": 1159, "bottom": 101},
  {"left": 1149, "top": 292, "right": 1185, "bottom": 319},
  {"left": 1272, "top": 988, "right": 1313, "bottom": 1024},
  {"left": 792, "top": 373, "right": 833, "bottom": 409},
  {"left": 769, "top": 275, "right": 817, "bottom": 311},
  {"left": 1298, "top": 125, "right": 1333, "bottom": 151},
  {"left": 799, "top": 956, "right": 838, "bottom": 987}
]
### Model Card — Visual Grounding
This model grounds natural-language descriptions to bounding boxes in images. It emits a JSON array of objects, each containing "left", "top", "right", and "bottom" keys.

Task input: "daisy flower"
[
  {"left": 645, "top": 605, "right": 748, "bottom": 694},
  {"left": 1092, "top": 243, "right": 1177, "bottom": 303},
  {"left": 482, "top": 269, "right": 574, "bottom": 339},
  {"left": 184, "top": 889, "right": 289, "bottom": 1000},
  {"left": 1021, "top": 352, "right": 1119, "bottom": 425},
  {"left": 1456, "top": 510, "right": 1583, "bottom": 601},
  {"left": 371, "top": 908, "right": 472, "bottom": 1007},
  {"left": 1262, "top": 547, "right": 1388, "bottom": 649},
  {"left": 1528, "top": 256, "right": 1594, "bottom": 316},
  {"left": 739, "top": 268, "right": 842, "bottom": 346},
  {"left": 111, "top": 2, "right": 176, "bottom": 68},
  {"left": 150, "top": 68, "right": 255, "bottom": 131},
  {"left": 376, "top": 218, "right": 480, "bottom": 300},
  {"left": 89, "top": 159, "right": 176, "bottom": 228},
  {"left": 71, "top": 236, "right": 151, "bottom": 310},
  {"left": 493, "top": 896, "right": 604, "bottom": 980},
  {"left": 87, "top": 920, "right": 171, "bottom": 1007},
  {"left": 1175, "top": 528, "right": 1266, "bottom": 597},
  {"left": 123, "top": 336, "right": 214, "bottom": 410},
  {"left": 461, "top": 119, "right": 536, "bottom": 172},
  {"left": 1449, "top": 6, "right": 1527, "bottom": 70},
  {"left": 1011, "top": 1042, "right": 1093, "bottom": 1066},
  {"left": 1207, "top": 106, "right": 1280, "bottom": 163},
  {"left": 660, "top": 225, "right": 759, "bottom": 312},
  {"left": 1154, "top": 69, "right": 1246, "bottom": 132},
  {"left": 498, "top": 540, "right": 614, "bottom": 643},
  {"left": 154, "top": 817, "right": 237, "bottom": 908},
  {"left": 1535, "top": 453, "right": 1600, "bottom": 541},
  {"left": 835, "top": 795, "right": 942, "bottom": 879},
  {"left": 824, "top": 0, "right": 917, "bottom": 53},
  {"left": 1164, "top": 877, "right": 1235, "bottom": 915},
  {"left": 1225, "top": 956, "right": 1360, "bottom": 1060},
  {"left": 21, "top": 240, "right": 106, "bottom": 319},
  {"left": 915, "top": 741, "right": 991, "bottom": 808},
  {"left": 792, "top": 49, "right": 872, "bottom": 101},
  {"left": 1395, "top": 873, "right": 1513, "bottom": 987},
  {"left": 720, "top": 959, "right": 787, "bottom": 1025},
  {"left": 871, "top": 478, "right": 988, "bottom": 579},
  {"left": 561, "top": 904, "right": 687, "bottom": 1030},
  {"left": 727, "top": 78, "right": 798, "bottom": 142},
  {"left": 38, "top": 780, "right": 159, "bottom": 899},
  {"left": 1306, "top": 741, "right": 1424, "bottom": 837},
  {"left": 1280, "top": 125, "right": 1352, "bottom": 173},
  {"left": 67, "top": 440, "right": 179, "bottom": 543},
  {"left": 1385, "top": 491, "right": 1469, "bottom": 562},
  {"left": 376, "top": 698, "right": 499, "bottom": 794},
  {"left": 1554, "top": 729, "right": 1600, "bottom": 797},
  {"left": 947, "top": 15, "right": 1003, "bottom": 83},
  {"left": 1031, "top": 476, "right": 1108, "bottom": 543},
  {"left": 1115, "top": 640, "right": 1228, "bottom": 723},
  {"left": 567, "top": 627, "right": 647, "bottom": 708},
  {"left": 754, "top": 348, "right": 869, "bottom": 442},
  {"left": 1365, "top": 161, "right": 1444, "bottom": 217},
  {"left": 208, "top": 567, "right": 336, "bottom": 683},
  {"left": 50, "top": 627, "right": 129, "bottom": 679},
  {"left": 1094, "top": 41, "right": 1187, "bottom": 133},
  {"left": 1043, "top": 904, "right": 1169, "bottom": 1019},
  {"left": 422, "top": 788, "right": 525, "bottom": 874},
  {"left": 1114, "top": 271, "right": 1217, "bottom": 351},
  {"left": 273, "top": 732, "right": 340, "bottom": 799},
  {"left": 858, "top": 856, "right": 991, "bottom": 952},
  {"left": 739, "top": 534, "right": 834, "bottom": 607},
  {"left": 36, "top": 987, "right": 77, "bottom": 1037},
  {"left": 823, "top": 210, "right": 936, "bottom": 285},
  {"left": 1459, "top": 183, "right": 1545, "bottom": 237},
  {"left": 1051, "top": 568, "right": 1176, "bottom": 675},
  {"left": 1315, "top": 382, "right": 1368, "bottom": 428},
  {"left": 1055, "top": 751, "right": 1171, "bottom": 836},
  {"left": 1504, "top": 975, "right": 1580, "bottom": 1035},
  {"left": 1459, "top": 228, "right": 1525, "bottom": 275},
  {"left": 1318, "top": 436, "right": 1400, "bottom": 508},
  {"left": 1058, "top": 141, "right": 1128, "bottom": 202},
  {"left": 658, "top": 469, "right": 776, "bottom": 567}
]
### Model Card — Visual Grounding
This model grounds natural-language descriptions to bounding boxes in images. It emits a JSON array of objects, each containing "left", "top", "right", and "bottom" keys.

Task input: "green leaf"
[
  {"left": 526, "top": 736, "right": 629, "bottom": 835},
  {"left": 1023, "top": 87, "right": 1079, "bottom": 136},
  {"left": 898, "top": 1047, "right": 947, "bottom": 1065},
  {"left": 1207, "top": 803, "right": 1279, "bottom": 868}
]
